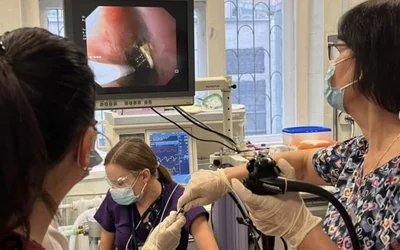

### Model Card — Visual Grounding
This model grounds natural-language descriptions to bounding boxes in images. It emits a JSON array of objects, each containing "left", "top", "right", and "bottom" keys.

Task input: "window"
[
  {"left": 225, "top": 0, "right": 283, "bottom": 136},
  {"left": 46, "top": 9, "right": 64, "bottom": 36},
  {"left": 193, "top": 4, "right": 209, "bottom": 105}
]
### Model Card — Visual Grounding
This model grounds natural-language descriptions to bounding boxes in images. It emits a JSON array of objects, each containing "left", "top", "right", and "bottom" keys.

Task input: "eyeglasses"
[
  {"left": 328, "top": 42, "right": 347, "bottom": 61},
  {"left": 106, "top": 173, "right": 132, "bottom": 188},
  {"left": 106, "top": 172, "right": 140, "bottom": 188}
]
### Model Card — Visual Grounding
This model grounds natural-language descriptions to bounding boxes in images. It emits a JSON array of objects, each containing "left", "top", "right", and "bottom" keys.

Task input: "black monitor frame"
[{"left": 64, "top": 0, "right": 195, "bottom": 109}]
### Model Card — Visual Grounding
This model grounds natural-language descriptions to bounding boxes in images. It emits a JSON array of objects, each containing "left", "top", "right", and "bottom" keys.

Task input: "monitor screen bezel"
[
  {"left": 145, "top": 127, "right": 197, "bottom": 176},
  {"left": 63, "top": 0, "right": 195, "bottom": 100}
]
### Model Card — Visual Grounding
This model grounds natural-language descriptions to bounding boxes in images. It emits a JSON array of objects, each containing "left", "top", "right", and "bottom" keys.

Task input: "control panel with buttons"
[
  {"left": 98, "top": 100, "right": 149, "bottom": 108},
  {"left": 95, "top": 97, "right": 192, "bottom": 110}
]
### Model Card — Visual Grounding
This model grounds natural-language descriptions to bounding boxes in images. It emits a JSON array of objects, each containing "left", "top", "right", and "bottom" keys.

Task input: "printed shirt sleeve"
[
  {"left": 312, "top": 136, "right": 363, "bottom": 185},
  {"left": 94, "top": 191, "right": 116, "bottom": 233}
]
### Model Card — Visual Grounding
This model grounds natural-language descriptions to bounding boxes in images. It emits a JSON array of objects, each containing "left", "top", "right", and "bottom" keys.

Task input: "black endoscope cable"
[
  {"left": 244, "top": 156, "right": 361, "bottom": 250},
  {"left": 227, "top": 192, "right": 262, "bottom": 250},
  {"left": 264, "top": 178, "right": 360, "bottom": 250},
  {"left": 174, "top": 106, "right": 239, "bottom": 148},
  {"left": 228, "top": 192, "right": 287, "bottom": 250},
  {"left": 151, "top": 107, "right": 240, "bottom": 152}
]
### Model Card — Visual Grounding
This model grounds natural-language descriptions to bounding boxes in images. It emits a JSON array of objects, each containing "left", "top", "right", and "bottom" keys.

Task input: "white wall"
[
  {"left": 308, "top": 0, "right": 324, "bottom": 126},
  {"left": 0, "top": 0, "right": 40, "bottom": 34}
]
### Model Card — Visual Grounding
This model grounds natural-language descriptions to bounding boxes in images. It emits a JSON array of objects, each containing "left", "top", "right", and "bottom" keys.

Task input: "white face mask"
[
  {"left": 109, "top": 173, "right": 147, "bottom": 206},
  {"left": 324, "top": 57, "right": 358, "bottom": 112}
]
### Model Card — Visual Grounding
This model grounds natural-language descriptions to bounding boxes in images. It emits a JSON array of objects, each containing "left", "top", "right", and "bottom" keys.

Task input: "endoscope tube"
[
  {"left": 259, "top": 177, "right": 360, "bottom": 250},
  {"left": 261, "top": 235, "right": 275, "bottom": 250},
  {"left": 228, "top": 192, "right": 287, "bottom": 250},
  {"left": 228, "top": 192, "right": 262, "bottom": 250}
]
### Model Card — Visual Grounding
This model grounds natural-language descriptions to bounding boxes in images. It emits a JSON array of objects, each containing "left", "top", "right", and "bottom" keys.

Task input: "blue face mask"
[
  {"left": 324, "top": 58, "right": 357, "bottom": 112},
  {"left": 110, "top": 173, "right": 147, "bottom": 206}
]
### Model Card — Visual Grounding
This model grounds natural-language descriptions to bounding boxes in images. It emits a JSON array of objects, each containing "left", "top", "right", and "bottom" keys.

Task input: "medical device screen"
[
  {"left": 149, "top": 131, "right": 191, "bottom": 176},
  {"left": 64, "top": 0, "right": 194, "bottom": 102}
]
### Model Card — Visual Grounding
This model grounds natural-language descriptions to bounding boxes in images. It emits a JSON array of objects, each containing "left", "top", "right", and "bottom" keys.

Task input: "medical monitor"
[
  {"left": 146, "top": 129, "right": 197, "bottom": 184},
  {"left": 63, "top": 0, "right": 195, "bottom": 110}
]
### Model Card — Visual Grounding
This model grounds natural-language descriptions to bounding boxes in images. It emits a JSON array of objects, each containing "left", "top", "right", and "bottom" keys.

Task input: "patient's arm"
[
  {"left": 99, "top": 228, "right": 115, "bottom": 250},
  {"left": 191, "top": 214, "right": 219, "bottom": 250}
]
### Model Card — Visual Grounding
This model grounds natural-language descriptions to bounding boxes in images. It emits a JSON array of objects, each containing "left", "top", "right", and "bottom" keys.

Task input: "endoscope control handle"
[
  {"left": 258, "top": 177, "right": 287, "bottom": 195},
  {"left": 244, "top": 155, "right": 282, "bottom": 196}
]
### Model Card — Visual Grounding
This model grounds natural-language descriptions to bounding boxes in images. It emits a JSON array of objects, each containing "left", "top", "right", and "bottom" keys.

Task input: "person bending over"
[{"left": 95, "top": 138, "right": 219, "bottom": 250}]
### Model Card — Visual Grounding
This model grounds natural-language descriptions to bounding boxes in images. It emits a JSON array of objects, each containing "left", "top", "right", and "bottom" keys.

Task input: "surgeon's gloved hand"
[
  {"left": 142, "top": 211, "right": 186, "bottom": 250},
  {"left": 232, "top": 159, "right": 322, "bottom": 249},
  {"left": 177, "top": 169, "right": 232, "bottom": 211}
]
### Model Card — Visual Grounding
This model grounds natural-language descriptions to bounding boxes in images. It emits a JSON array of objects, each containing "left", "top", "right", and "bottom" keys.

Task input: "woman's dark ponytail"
[
  {"left": 0, "top": 27, "right": 95, "bottom": 240},
  {"left": 0, "top": 45, "right": 48, "bottom": 238}
]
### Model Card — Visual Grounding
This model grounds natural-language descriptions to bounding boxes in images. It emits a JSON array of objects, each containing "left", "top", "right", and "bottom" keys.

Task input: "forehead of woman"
[{"left": 105, "top": 163, "right": 134, "bottom": 180}]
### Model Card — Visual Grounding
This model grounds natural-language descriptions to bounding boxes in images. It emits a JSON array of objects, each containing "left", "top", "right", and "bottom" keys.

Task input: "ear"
[
  {"left": 142, "top": 168, "right": 152, "bottom": 183},
  {"left": 77, "top": 127, "right": 96, "bottom": 170}
]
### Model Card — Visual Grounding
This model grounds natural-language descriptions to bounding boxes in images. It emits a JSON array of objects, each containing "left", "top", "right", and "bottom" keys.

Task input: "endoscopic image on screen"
[{"left": 85, "top": 7, "right": 178, "bottom": 88}]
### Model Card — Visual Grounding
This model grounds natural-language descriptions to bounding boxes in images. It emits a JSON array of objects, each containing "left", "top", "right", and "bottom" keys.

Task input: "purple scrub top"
[{"left": 94, "top": 181, "right": 208, "bottom": 250}]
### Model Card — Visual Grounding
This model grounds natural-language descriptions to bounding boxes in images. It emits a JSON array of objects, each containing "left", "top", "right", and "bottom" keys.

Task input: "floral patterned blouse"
[{"left": 313, "top": 136, "right": 400, "bottom": 250}]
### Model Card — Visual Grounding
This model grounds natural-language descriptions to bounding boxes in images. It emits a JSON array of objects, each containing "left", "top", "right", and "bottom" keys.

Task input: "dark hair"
[
  {"left": 0, "top": 28, "right": 95, "bottom": 237},
  {"left": 338, "top": 0, "right": 400, "bottom": 114},
  {"left": 104, "top": 138, "right": 174, "bottom": 183}
]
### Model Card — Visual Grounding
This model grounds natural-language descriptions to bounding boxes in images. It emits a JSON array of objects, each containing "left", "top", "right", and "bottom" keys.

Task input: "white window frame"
[
  {"left": 194, "top": 1, "right": 208, "bottom": 77},
  {"left": 193, "top": 1, "right": 209, "bottom": 104},
  {"left": 205, "top": 0, "right": 297, "bottom": 144},
  {"left": 39, "top": 0, "right": 63, "bottom": 30}
]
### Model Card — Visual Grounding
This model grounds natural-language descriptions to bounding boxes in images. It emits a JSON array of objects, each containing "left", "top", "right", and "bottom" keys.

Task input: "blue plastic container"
[{"left": 282, "top": 126, "right": 332, "bottom": 145}]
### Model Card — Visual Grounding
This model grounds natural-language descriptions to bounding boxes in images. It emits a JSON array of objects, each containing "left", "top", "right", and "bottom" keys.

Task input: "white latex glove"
[
  {"left": 177, "top": 169, "right": 231, "bottom": 211},
  {"left": 231, "top": 159, "right": 322, "bottom": 249},
  {"left": 142, "top": 211, "right": 186, "bottom": 250}
]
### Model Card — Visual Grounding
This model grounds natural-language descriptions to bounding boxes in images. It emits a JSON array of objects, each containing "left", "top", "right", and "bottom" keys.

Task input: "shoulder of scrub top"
[
  {"left": 163, "top": 181, "right": 209, "bottom": 234},
  {"left": 94, "top": 190, "right": 131, "bottom": 233}
]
